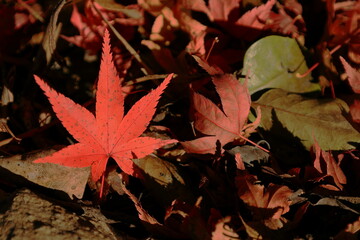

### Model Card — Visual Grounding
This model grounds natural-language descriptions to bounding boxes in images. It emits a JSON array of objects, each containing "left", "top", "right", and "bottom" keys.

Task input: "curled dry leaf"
[
  {"left": 340, "top": 57, "right": 360, "bottom": 123},
  {"left": 118, "top": 175, "right": 160, "bottom": 226},
  {"left": 312, "top": 140, "right": 347, "bottom": 190},
  {"left": 236, "top": 173, "right": 292, "bottom": 220}
]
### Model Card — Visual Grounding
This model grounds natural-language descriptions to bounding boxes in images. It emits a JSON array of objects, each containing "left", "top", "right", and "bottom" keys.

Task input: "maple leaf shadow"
[{"left": 259, "top": 109, "right": 311, "bottom": 169}]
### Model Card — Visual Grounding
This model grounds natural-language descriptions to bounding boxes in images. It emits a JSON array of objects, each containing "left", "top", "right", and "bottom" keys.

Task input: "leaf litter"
[{"left": 1, "top": 0, "right": 360, "bottom": 239}]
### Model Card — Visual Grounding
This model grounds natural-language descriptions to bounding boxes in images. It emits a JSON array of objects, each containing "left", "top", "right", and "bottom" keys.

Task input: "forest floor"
[{"left": 1, "top": 0, "right": 360, "bottom": 239}]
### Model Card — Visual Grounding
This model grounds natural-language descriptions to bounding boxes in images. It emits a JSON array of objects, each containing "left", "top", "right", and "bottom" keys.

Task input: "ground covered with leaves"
[{"left": 1, "top": 0, "right": 360, "bottom": 239}]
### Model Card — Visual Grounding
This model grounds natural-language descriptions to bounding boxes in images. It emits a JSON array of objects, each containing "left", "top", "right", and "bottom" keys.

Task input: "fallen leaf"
[
  {"left": 255, "top": 88, "right": 360, "bottom": 151},
  {"left": 34, "top": 30, "right": 177, "bottom": 185},
  {"left": 132, "top": 155, "right": 192, "bottom": 206},
  {"left": 235, "top": 0, "right": 275, "bottom": 31},
  {"left": 164, "top": 197, "right": 211, "bottom": 240},
  {"left": 0, "top": 150, "right": 89, "bottom": 199},
  {"left": 236, "top": 174, "right": 292, "bottom": 220},
  {"left": 208, "top": 0, "right": 240, "bottom": 22},
  {"left": 242, "top": 35, "right": 320, "bottom": 94},
  {"left": 239, "top": 213, "right": 263, "bottom": 239},
  {"left": 40, "top": 0, "right": 65, "bottom": 65},
  {"left": 206, "top": 0, "right": 275, "bottom": 41},
  {"left": 211, "top": 216, "right": 239, "bottom": 240},
  {"left": 95, "top": 0, "right": 142, "bottom": 19},
  {"left": 340, "top": 56, "right": 360, "bottom": 93},
  {"left": 61, "top": 1, "right": 142, "bottom": 55},
  {"left": 334, "top": 216, "right": 360, "bottom": 240},
  {"left": 182, "top": 60, "right": 258, "bottom": 154},
  {"left": 226, "top": 145, "right": 270, "bottom": 167},
  {"left": 119, "top": 176, "right": 160, "bottom": 225},
  {"left": 133, "top": 154, "right": 184, "bottom": 186},
  {"left": 264, "top": 0, "right": 305, "bottom": 38},
  {"left": 328, "top": 1, "right": 360, "bottom": 64},
  {"left": 312, "top": 140, "right": 347, "bottom": 190},
  {"left": 309, "top": 195, "right": 359, "bottom": 215},
  {"left": 349, "top": 99, "right": 360, "bottom": 123}
]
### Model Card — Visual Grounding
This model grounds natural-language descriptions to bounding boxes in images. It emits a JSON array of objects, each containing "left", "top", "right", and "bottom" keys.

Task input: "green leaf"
[
  {"left": 255, "top": 89, "right": 360, "bottom": 151},
  {"left": 242, "top": 36, "right": 320, "bottom": 94}
]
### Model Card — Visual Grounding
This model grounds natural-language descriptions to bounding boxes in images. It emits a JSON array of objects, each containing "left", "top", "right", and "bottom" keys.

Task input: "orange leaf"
[{"left": 236, "top": 174, "right": 292, "bottom": 220}]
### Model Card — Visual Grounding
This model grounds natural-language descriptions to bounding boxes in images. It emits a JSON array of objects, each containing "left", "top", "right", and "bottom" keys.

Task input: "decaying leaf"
[
  {"left": 95, "top": 0, "right": 142, "bottom": 19},
  {"left": 227, "top": 145, "right": 270, "bottom": 167},
  {"left": 236, "top": 173, "right": 292, "bottom": 220},
  {"left": 132, "top": 155, "right": 192, "bottom": 206},
  {"left": 334, "top": 216, "right": 360, "bottom": 240},
  {"left": 312, "top": 140, "right": 347, "bottom": 190},
  {"left": 309, "top": 195, "right": 359, "bottom": 215},
  {"left": 41, "top": 0, "right": 65, "bottom": 65},
  {"left": 211, "top": 216, "right": 239, "bottom": 240},
  {"left": 0, "top": 150, "right": 89, "bottom": 199},
  {"left": 119, "top": 175, "right": 161, "bottom": 226},
  {"left": 133, "top": 154, "right": 184, "bottom": 186},
  {"left": 255, "top": 88, "right": 360, "bottom": 151}
]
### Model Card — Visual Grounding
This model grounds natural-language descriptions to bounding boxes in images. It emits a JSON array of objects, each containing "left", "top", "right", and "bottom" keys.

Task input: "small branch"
[
  {"left": 91, "top": 1, "right": 152, "bottom": 75},
  {"left": 17, "top": 0, "right": 44, "bottom": 23},
  {"left": 124, "top": 74, "right": 174, "bottom": 86}
]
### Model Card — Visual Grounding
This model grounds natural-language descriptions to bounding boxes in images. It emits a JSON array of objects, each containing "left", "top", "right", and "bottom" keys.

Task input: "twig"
[
  {"left": 91, "top": 0, "right": 152, "bottom": 75},
  {"left": 17, "top": 0, "right": 44, "bottom": 23},
  {"left": 124, "top": 74, "right": 174, "bottom": 86}
]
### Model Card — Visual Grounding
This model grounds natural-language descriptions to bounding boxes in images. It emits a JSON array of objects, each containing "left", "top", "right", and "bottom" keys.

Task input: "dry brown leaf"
[{"left": 0, "top": 150, "right": 90, "bottom": 199}]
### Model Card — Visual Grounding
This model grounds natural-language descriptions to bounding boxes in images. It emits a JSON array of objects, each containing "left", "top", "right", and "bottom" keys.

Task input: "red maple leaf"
[
  {"left": 34, "top": 29, "right": 177, "bottom": 185},
  {"left": 181, "top": 59, "right": 260, "bottom": 154}
]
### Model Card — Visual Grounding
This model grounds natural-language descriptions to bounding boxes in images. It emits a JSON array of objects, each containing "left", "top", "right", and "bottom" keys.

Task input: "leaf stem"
[
  {"left": 100, "top": 173, "right": 105, "bottom": 199},
  {"left": 237, "top": 134, "right": 270, "bottom": 153},
  {"left": 205, "top": 37, "right": 219, "bottom": 61}
]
